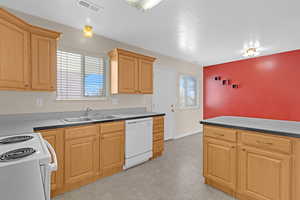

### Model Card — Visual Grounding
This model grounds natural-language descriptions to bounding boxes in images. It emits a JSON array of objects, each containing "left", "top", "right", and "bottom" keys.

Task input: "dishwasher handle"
[{"left": 126, "top": 118, "right": 153, "bottom": 125}]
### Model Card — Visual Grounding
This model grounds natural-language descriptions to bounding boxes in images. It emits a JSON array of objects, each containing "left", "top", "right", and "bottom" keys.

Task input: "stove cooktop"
[
  {"left": 0, "top": 135, "right": 34, "bottom": 144},
  {"left": 0, "top": 148, "right": 36, "bottom": 162}
]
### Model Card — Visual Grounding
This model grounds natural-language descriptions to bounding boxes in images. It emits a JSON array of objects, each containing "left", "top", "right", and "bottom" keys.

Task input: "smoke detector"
[{"left": 77, "top": 0, "right": 103, "bottom": 13}]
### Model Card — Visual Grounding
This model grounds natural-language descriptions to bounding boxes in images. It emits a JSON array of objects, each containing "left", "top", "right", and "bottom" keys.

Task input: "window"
[
  {"left": 179, "top": 75, "right": 199, "bottom": 108},
  {"left": 57, "top": 50, "right": 106, "bottom": 100}
]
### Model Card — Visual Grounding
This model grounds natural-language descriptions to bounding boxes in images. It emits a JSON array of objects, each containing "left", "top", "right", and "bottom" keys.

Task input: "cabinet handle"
[
  {"left": 242, "top": 148, "right": 246, "bottom": 151},
  {"left": 24, "top": 84, "right": 29, "bottom": 87},
  {"left": 213, "top": 132, "right": 224, "bottom": 137},
  {"left": 256, "top": 140, "right": 273, "bottom": 146}
]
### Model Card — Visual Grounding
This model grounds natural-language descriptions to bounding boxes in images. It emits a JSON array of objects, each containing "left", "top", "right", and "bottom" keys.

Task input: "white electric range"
[{"left": 0, "top": 133, "right": 57, "bottom": 200}]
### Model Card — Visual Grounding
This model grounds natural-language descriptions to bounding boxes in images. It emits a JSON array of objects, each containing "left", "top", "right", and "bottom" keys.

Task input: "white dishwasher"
[{"left": 124, "top": 118, "right": 153, "bottom": 169}]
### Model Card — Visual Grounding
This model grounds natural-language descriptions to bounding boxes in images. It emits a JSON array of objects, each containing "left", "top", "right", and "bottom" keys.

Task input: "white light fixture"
[
  {"left": 125, "top": 0, "right": 163, "bottom": 11},
  {"left": 83, "top": 25, "right": 93, "bottom": 38},
  {"left": 243, "top": 41, "right": 261, "bottom": 57}
]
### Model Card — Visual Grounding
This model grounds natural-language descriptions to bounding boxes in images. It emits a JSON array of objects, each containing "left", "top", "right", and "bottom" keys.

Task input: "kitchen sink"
[
  {"left": 63, "top": 117, "right": 92, "bottom": 123},
  {"left": 90, "top": 115, "right": 117, "bottom": 120}
]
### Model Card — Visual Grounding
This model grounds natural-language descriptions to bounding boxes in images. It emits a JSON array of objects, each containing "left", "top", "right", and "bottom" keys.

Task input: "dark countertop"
[
  {"left": 200, "top": 116, "right": 300, "bottom": 138},
  {"left": 34, "top": 112, "right": 165, "bottom": 131}
]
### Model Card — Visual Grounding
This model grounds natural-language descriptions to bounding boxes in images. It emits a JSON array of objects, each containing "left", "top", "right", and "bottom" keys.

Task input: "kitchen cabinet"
[
  {"left": 238, "top": 145, "right": 290, "bottom": 200},
  {"left": 100, "top": 121, "right": 125, "bottom": 177},
  {"left": 64, "top": 125, "right": 99, "bottom": 190},
  {"left": 153, "top": 116, "right": 164, "bottom": 158},
  {"left": 0, "top": 9, "right": 30, "bottom": 90},
  {"left": 203, "top": 125, "right": 294, "bottom": 200},
  {"left": 38, "top": 129, "right": 64, "bottom": 195},
  {"left": 31, "top": 33, "right": 57, "bottom": 91},
  {"left": 0, "top": 8, "right": 60, "bottom": 91},
  {"left": 203, "top": 137, "right": 236, "bottom": 194},
  {"left": 109, "top": 48, "right": 156, "bottom": 94}
]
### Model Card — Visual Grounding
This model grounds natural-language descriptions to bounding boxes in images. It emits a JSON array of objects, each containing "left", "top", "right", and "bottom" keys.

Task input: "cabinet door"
[
  {"left": 31, "top": 34, "right": 56, "bottom": 91},
  {"left": 238, "top": 146, "right": 291, "bottom": 200},
  {"left": 138, "top": 58, "right": 153, "bottom": 94},
  {"left": 118, "top": 54, "right": 138, "bottom": 93},
  {"left": 40, "top": 129, "right": 64, "bottom": 192},
  {"left": 101, "top": 131, "right": 124, "bottom": 176},
  {"left": 0, "top": 18, "right": 30, "bottom": 89},
  {"left": 65, "top": 130, "right": 99, "bottom": 185},
  {"left": 203, "top": 137, "right": 236, "bottom": 190}
]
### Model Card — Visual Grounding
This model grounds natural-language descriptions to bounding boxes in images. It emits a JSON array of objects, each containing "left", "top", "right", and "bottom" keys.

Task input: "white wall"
[{"left": 0, "top": 8, "right": 203, "bottom": 137}]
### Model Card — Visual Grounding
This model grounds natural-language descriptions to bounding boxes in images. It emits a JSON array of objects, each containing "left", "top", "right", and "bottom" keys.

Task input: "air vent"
[{"left": 77, "top": 0, "right": 103, "bottom": 13}]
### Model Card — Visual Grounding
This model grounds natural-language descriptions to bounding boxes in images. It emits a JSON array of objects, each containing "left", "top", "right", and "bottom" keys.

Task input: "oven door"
[{"left": 0, "top": 160, "right": 46, "bottom": 200}]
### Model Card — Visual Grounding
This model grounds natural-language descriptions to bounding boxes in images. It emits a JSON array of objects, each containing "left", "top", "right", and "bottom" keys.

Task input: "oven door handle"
[{"left": 44, "top": 140, "right": 58, "bottom": 171}]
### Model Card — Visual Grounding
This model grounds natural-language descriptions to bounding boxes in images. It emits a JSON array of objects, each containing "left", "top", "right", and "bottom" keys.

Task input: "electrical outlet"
[{"left": 36, "top": 98, "right": 43, "bottom": 107}]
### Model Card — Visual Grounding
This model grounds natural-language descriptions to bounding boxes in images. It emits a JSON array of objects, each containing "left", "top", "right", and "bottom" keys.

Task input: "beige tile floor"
[{"left": 54, "top": 133, "right": 234, "bottom": 200}]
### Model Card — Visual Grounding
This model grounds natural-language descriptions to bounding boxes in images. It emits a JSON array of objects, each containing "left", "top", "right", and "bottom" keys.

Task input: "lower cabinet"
[
  {"left": 153, "top": 116, "right": 164, "bottom": 158},
  {"left": 203, "top": 137, "right": 236, "bottom": 194},
  {"left": 203, "top": 125, "right": 293, "bottom": 200},
  {"left": 100, "top": 121, "right": 125, "bottom": 177},
  {"left": 238, "top": 146, "right": 291, "bottom": 200},
  {"left": 37, "top": 117, "right": 164, "bottom": 197},
  {"left": 39, "top": 129, "right": 64, "bottom": 195},
  {"left": 64, "top": 125, "right": 99, "bottom": 190}
]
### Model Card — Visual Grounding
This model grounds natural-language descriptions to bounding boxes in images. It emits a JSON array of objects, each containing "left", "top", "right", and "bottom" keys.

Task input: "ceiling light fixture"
[
  {"left": 125, "top": 0, "right": 163, "bottom": 11},
  {"left": 83, "top": 25, "right": 93, "bottom": 38},
  {"left": 243, "top": 41, "right": 261, "bottom": 57}
]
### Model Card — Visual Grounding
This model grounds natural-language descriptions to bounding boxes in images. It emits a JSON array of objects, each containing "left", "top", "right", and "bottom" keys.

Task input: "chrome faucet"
[{"left": 84, "top": 107, "right": 93, "bottom": 117}]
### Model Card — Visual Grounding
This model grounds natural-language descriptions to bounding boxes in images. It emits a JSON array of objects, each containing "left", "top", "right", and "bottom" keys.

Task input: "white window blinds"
[{"left": 57, "top": 50, "right": 106, "bottom": 100}]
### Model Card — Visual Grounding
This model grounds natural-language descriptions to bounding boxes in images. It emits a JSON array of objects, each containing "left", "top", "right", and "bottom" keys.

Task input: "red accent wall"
[{"left": 204, "top": 49, "right": 300, "bottom": 121}]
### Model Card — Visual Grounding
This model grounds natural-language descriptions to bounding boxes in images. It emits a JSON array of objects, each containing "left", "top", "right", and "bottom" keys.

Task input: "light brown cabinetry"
[
  {"left": 38, "top": 129, "right": 64, "bottom": 195},
  {"left": 100, "top": 121, "right": 125, "bottom": 177},
  {"left": 153, "top": 116, "right": 165, "bottom": 158},
  {"left": 203, "top": 125, "right": 294, "bottom": 200},
  {"left": 238, "top": 145, "right": 291, "bottom": 200},
  {"left": 64, "top": 125, "right": 99, "bottom": 190},
  {"left": 0, "top": 8, "right": 60, "bottom": 91},
  {"left": 31, "top": 33, "right": 57, "bottom": 90},
  {"left": 109, "top": 48, "right": 156, "bottom": 94},
  {"left": 203, "top": 137, "right": 236, "bottom": 194}
]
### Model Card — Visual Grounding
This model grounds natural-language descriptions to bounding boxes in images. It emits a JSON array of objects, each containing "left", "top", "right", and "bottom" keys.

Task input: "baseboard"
[{"left": 173, "top": 130, "right": 201, "bottom": 139}]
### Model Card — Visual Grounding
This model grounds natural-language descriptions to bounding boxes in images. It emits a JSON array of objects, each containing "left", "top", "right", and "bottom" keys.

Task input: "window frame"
[
  {"left": 56, "top": 49, "right": 109, "bottom": 101},
  {"left": 178, "top": 74, "right": 200, "bottom": 110}
]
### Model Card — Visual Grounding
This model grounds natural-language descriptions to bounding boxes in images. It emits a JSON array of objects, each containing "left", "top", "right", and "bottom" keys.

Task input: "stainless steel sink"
[{"left": 63, "top": 117, "right": 92, "bottom": 123}]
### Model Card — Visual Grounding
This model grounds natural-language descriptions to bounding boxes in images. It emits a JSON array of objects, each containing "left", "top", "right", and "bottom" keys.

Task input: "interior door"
[
  {"left": 238, "top": 146, "right": 291, "bottom": 200},
  {"left": 31, "top": 34, "right": 56, "bottom": 91},
  {"left": 152, "top": 67, "right": 177, "bottom": 140},
  {"left": 118, "top": 54, "right": 138, "bottom": 93}
]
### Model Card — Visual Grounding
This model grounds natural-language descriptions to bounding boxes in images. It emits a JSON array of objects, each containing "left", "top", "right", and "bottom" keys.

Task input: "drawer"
[
  {"left": 65, "top": 125, "right": 98, "bottom": 140},
  {"left": 240, "top": 131, "right": 292, "bottom": 154},
  {"left": 153, "top": 116, "right": 164, "bottom": 126},
  {"left": 153, "top": 140, "right": 164, "bottom": 153},
  {"left": 153, "top": 131, "right": 164, "bottom": 141},
  {"left": 204, "top": 125, "right": 237, "bottom": 142},
  {"left": 101, "top": 121, "right": 124, "bottom": 134}
]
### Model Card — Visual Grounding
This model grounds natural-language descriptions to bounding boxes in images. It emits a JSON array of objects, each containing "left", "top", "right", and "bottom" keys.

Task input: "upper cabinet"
[
  {"left": 109, "top": 48, "right": 156, "bottom": 94},
  {"left": 0, "top": 8, "right": 60, "bottom": 91}
]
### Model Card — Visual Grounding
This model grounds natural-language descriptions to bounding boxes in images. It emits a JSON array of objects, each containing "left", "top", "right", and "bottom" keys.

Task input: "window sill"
[
  {"left": 56, "top": 97, "right": 108, "bottom": 101},
  {"left": 177, "top": 105, "right": 200, "bottom": 111}
]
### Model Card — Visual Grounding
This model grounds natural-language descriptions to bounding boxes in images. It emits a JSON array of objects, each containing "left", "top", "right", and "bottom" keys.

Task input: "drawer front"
[
  {"left": 240, "top": 131, "right": 292, "bottom": 154},
  {"left": 153, "top": 116, "right": 164, "bottom": 126},
  {"left": 101, "top": 121, "right": 124, "bottom": 134},
  {"left": 153, "top": 131, "right": 164, "bottom": 141},
  {"left": 153, "top": 140, "right": 164, "bottom": 153},
  {"left": 65, "top": 125, "right": 98, "bottom": 140},
  {"left": 204, "top": 125, "right": 237, "bottom": 142}
]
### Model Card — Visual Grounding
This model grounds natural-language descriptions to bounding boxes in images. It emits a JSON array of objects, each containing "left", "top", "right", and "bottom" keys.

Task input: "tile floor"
[{"left": 54, "top": 133, "right": 234, "bottom": 200}]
